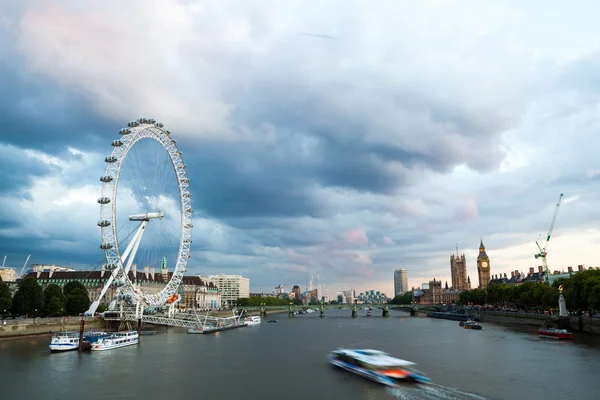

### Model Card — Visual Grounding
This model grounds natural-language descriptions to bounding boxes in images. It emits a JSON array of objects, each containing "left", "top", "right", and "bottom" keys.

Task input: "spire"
[
  {"left": 445, "top": 281, "right": 448, "bottom": 289},
  {"left": 479, "top": 237, "right": 485, "bottom": 250}
]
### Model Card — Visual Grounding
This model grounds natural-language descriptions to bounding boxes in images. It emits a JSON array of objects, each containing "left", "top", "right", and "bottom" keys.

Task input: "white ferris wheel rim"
[{"left": 98, "top": 118, "right": 192, "bottom": 307}]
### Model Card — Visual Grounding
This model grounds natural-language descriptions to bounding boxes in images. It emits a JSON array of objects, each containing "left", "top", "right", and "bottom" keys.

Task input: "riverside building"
[{"left": 203, "top": 274, "right": 250, "bottom": 308}]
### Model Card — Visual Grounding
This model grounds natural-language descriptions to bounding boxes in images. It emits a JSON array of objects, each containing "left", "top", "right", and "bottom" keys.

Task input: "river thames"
[{"left": 1, "top": 309, "right": 598, "bottom": 399}]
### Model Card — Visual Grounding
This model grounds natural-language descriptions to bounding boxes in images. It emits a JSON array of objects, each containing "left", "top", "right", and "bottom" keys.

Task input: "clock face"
[{"left": 482, "top": 261, "right": 488, "bottom": 267}]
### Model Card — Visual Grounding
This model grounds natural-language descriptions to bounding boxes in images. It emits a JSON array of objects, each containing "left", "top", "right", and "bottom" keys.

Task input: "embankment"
[
  {"left": 471, "top": 310, "right": 600, "bottom": 335},
  {"left": 0, "top": 317, "right": 106, "bottom": 340}
]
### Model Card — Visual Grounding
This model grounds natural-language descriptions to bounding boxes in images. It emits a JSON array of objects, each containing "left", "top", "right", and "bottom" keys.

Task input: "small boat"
[
  {"left": 244, "top": 316, "right": 262, "bottom": 326},
  {"left": 140, "top": 331, "right": 157, "bottom": 336},
  {"left": 538, "top": 327, "right": 573, "bottom": 340},
  {"left": 49, "top": 331, "right": 108, "bottom": 352},
  {"left": 329, "top": 348, "right": 431, "bottom": 385},
  {"left": 267, "top": 319, "right": 278, "bottom": 323},
  {"left": 463, "top": 320, "right": 482, "bottom": 330},
  {"left": 187, "top": 322, "right": 246, "bottom": 334},
  {"left": 90, "top": 330, "right": 139, "bottom": 351},
  {"left": 367, "top": 312, "right": 372, "bottom": 317}
]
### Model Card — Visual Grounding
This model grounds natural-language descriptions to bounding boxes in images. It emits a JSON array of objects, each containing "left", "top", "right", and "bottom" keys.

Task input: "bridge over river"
[
  {"left": 101, "top": 303, "right": 443, "bottom": 329},
  {"left": 240, "top": 303, "right": 443, "bottom": 318}
]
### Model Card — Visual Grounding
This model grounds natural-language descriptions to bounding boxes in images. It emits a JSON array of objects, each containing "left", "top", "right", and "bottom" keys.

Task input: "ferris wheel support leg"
[
  {"left": 123, "top": 220, "right": 148, "bottom": 276},
  {"left": 120, "top": 221, "right": 146, "bottom": 268},
  {"left": 85, "top": 268, "right": 121, "bottom": 316},
  {"left": 86, "top": 222, "right": 148, "bottom": 316}
]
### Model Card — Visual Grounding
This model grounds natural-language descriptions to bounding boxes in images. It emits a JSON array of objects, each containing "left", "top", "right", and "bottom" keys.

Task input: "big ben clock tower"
[{"left": 477, "top": 238, "right": 491, "bottom": 289}]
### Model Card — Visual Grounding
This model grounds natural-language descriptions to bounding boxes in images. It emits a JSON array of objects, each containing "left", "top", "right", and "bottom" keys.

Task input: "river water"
[{"left": 1, "top": 309, "right": 598, "bottom": 399}]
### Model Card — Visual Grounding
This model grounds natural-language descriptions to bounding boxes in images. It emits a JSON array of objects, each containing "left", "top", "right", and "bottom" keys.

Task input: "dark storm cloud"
[
  {"left": 0, "top": 56, "right": 118, "bottom": 153},
  {"left": 0, "top": 144, "right": 57, "bottom": 194}
]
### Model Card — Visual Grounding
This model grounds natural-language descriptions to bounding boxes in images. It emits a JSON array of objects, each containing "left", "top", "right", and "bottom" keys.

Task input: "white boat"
[
  {"left": 328, "top": 349, "right": 431, "bottom": 386},
  {"left": 49, "top": 332, "right": 80, "bottom": 352},
  {"left": 49, "top": 331, "right": 109, "bottom": 352},
  {"left": 90, "top": 330, "right": 139, "bottom": 351},
  {"left": 244, "top": 316, "right": 261, "bottom": 326}
]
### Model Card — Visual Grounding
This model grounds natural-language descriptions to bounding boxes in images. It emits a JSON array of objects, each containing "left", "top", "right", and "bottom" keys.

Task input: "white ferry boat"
[
  {"left": 49, "top": 332, "right": 80, "bottom": 352},
  {"left": 49, "top": 331, "right": 108, "bottom": 352},
  {"left": 244, "top": 316, "right": 261, "bottom": 326},
  {"left": 328, "top": 348, "right": 431, "bottom": 386},
  {"left": 90, "top": 330, "right": 139, "bottom": 351}
]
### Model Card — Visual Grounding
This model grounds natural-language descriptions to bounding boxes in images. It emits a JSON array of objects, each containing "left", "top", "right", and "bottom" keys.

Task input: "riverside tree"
[
  {"left": 11, "top": 277, "right": 44, "bottom": 317},
  {"left": 63, "top": 281, "right": 90, "bottom": 315},
  {"left": 43, "top": 284, "right": 65, "bottom": 316},
  {"left": 0, "top": 280, "right": 12, "bottom": 315}
]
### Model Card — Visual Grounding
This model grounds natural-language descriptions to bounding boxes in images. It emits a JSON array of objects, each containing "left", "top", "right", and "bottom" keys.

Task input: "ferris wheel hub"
[{"left": 129, "top": 211, "right": 164, "bottom": 221}]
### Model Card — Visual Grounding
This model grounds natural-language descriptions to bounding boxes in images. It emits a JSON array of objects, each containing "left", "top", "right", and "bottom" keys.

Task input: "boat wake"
[{"left": 387, "top": 383, "right": 487, "bottom": 400}]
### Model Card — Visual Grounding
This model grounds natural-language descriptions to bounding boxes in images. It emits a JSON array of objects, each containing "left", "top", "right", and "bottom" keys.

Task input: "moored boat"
[
  {"left": 328, "top": 348, "right": 431, "bottom": 386},
  {"left": 49, "top": 331, "right": 109, "bottom": 352},
  {"left": 49, "top": 332, "right": 80, "bottom": 352},
  {"left": 538, "top": 327, "right": 573, "bottom": 340},
  {"left": 187, "top": 322, "right": 247, "bottom": 334},
  {"left": 244, "top": 316, "right": 261, "bottom": 326},
  {"left": 90, "top": 330, "right": 139, "bottom": 351}
]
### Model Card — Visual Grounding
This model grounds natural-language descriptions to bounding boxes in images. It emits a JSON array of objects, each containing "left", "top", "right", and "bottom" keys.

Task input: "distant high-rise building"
[
  {"left": 292, "top": 285, "right": 301, "bottom": 300},
  {"left": 394, "top": 269, "right": 408, "bottom": 296},
  {"left": 477, "top": 238, "right": 491, "bottom": 289},
  {"left": 450, "top": 251, "right": 468, "bottom": 290}
]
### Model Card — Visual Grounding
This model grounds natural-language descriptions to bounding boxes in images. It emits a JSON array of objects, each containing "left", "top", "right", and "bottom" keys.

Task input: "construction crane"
[
  {"left": 535, "top": 194, "right": 564, "bottom": 285},
  {"left": 18, "top": 254, "right": 31, "bottom": 279}
]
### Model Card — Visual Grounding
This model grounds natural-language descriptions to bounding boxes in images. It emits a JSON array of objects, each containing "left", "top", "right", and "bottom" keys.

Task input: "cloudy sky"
[{"left": 2, "top": 0, "right": 600, "bottom": 297}]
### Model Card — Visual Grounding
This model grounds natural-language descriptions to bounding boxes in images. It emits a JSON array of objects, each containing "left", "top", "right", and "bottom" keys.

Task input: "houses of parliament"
[
  {"left": 412, "top": 239, "right": 492, "bottom": 305},
  {"left": 450, "top": 239, "right": 491, "bottom": 290}
]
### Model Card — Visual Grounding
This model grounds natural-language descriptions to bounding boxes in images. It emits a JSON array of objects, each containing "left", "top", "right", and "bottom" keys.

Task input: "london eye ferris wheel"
[{"left": 87, "top": 118, "right": 192, "bottom": 316}]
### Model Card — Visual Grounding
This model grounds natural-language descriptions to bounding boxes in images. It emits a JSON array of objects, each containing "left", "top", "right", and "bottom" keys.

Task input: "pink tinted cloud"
[
  {"left": 343, "top": 229, "right": 369, "bottom": 245},
  {"left": 355, "top": 265, "right": 374, "bottom": 278},
  {"left": 382, "top": 236, "right": 395, "bottom": 246},
  {"left": 457, "top": 197, "right": 479, "bottom": 223}
]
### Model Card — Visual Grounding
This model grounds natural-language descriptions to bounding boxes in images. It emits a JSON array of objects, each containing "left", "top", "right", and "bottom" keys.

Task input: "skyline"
[{"left": 2, "top": 1, "right": 600, "bottom": 296}]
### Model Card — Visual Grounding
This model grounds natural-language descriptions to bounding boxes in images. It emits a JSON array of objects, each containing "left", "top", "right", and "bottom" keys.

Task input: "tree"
[
  {"left": 0, "top": 281, "right": 12, "bottom": 315},
  {"left": 62, "top": 281, "right": 90, "bottom": 315},
  {"left": 390, "top": 292, "right": 412, "bottom": 304},
  {"left": 65, "top": 288, "right": 90, "bottom": 316},
  {"left": 11, "top": 277, "right": 44, "bottom": 317},
  {"left": 43, "top": 284, "right": 65, "bottom": 316},
  {"left": 63, "top": 281, "right": 87, "bottom": 296}
]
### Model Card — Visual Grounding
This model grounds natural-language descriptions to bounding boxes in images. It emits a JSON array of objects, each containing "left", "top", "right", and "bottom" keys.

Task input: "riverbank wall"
[
  {"left": 471, "top": 311, "right": 600, "bottom": 335},
  {"left": 0, "top": 317, "right": 106, "bottom": 339}
]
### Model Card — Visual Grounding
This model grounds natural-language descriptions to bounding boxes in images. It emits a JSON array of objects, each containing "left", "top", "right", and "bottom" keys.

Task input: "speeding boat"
[
  {"left": 463, "top": 320, "right": 482, "bottom": 330},
  {"left": 328, "top": 348, "right": 431, "bottom": 386},
  {"left": 539, "top": 327, "right": 573, "bottom": 340}
]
